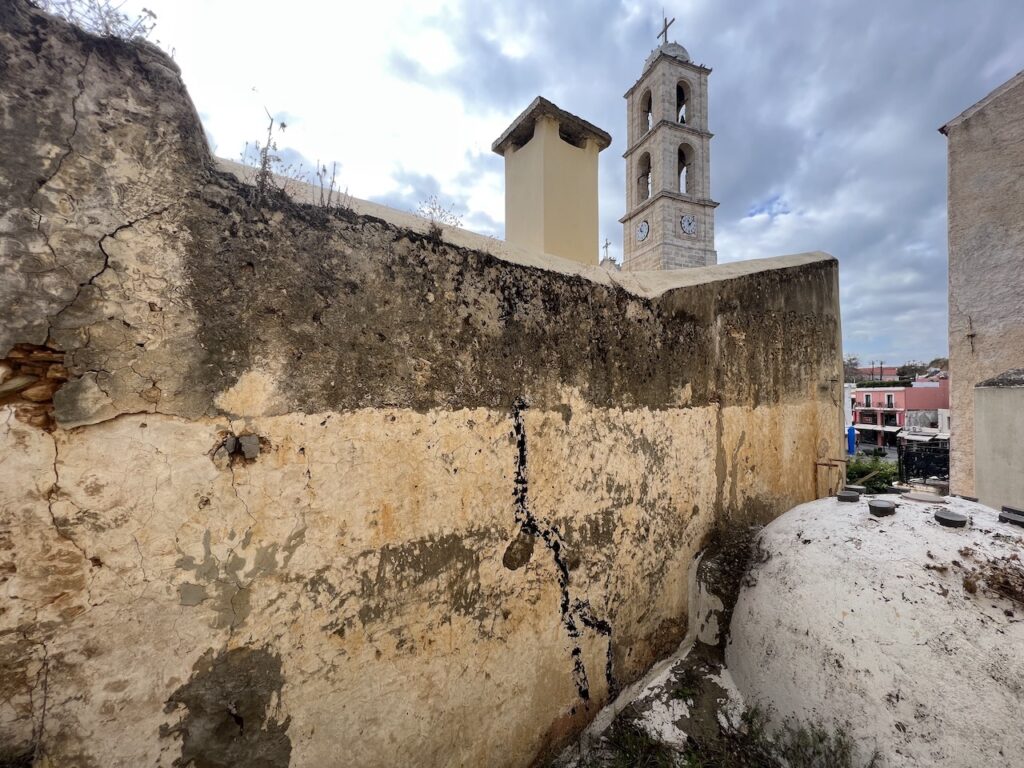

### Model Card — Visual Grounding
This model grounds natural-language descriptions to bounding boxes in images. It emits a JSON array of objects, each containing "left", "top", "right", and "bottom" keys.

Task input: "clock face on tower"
[
  {"left": 680, "top": 214, "right": 697, "bottom": 235},
  {"left": 636, "top": 220, "right": 650, "bottom": 242}
]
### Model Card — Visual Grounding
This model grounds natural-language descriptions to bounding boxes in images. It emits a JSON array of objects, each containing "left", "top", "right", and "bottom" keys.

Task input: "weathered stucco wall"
[
  {"left": 943, "top": 72, "right": 1024, "bottom": 498},
  {"left": 0, "top": 4, "right": 842, "bottom": 766}
]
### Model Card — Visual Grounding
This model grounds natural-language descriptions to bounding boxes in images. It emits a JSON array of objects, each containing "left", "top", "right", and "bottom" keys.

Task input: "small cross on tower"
[
  {"left": 602, "top": 238, "right": 611, "bottom": 260},
  {"left": 658, "top": 11, "right": 675, "bottom": 46}
]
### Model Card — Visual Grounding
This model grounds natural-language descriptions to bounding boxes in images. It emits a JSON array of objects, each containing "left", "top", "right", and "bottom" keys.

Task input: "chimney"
[{"left": 492, "top": 97, "right": 611, "bottom": 265}]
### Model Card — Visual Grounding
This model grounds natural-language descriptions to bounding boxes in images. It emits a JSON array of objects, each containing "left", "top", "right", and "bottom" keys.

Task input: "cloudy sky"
[{"left": 120, "top": 0, "right": 1024, "bottom": 366}]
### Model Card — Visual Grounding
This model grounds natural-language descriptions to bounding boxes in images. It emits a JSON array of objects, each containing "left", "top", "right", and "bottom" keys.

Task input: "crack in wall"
[
  {"left": 29, "top": 635, "right": 50, "bottom": 765},
  {"left": 41, "top": 207, "right": 169, "bottom": 366},
  {"left": 511, "top": 397, "right": 616, "bottom": 701},
  {"left": 46, "top": 434, "right": 88, "bottom": 564},
  {"left": 49, "top": 207, "right": 170, "bottom": 336},
  {"left": 10, "top": 627, "right": 54, "bottom": 766},
  {"left": 34, "top": 51, "right": 91, "bottom": 198}
]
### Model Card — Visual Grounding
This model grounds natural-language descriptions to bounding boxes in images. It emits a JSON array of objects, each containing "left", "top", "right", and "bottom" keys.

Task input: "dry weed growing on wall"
[
  {"left": 34, "top": 0, "right": 157, "bottom": 39},
  {"left": 239, "top": 110, "right": 292, "bottom": 206},
  {"left": 417, "top": 195, "right": 463, "bottom": 240},
  {"left": 239, "top": 111, "right": 350, "bottom": 211},
  {"left": 306, "top": 161, "right": 352, "bottom": 211}
]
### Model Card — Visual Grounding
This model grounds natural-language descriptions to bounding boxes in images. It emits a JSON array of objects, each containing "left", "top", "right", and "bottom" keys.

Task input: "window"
[
  {"left": 885, "top": 393, "right": 894, "bottom": 408},
  {"left": 640, "top": 89, "right": 653, "bottom": 134},
  {"left": 678, "top": 144, "right": 693, "bottom": 194},
  {"left": 864, "top": 393, "right": 872, "bottom": 407},
  {"left": 637, "top": 153, "right": 652, "bottom": 202},
  {"left": 676, "top": 80, "right": 690, "bottom": 124}
]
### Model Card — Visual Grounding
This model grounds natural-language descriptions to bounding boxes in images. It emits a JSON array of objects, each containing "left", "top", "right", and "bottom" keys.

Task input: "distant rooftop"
[{"left": 491, "top": 96, "right": 612, "bottom": 155}]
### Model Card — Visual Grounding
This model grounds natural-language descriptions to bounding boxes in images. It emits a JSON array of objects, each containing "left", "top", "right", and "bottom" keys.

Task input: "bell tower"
[{"left": 621, "top": 19, "right": 718, "bottom": 270}]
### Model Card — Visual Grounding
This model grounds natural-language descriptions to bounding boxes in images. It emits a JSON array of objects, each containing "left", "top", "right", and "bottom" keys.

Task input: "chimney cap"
[{"left": 491, "top": 96, "right": 611, "bottom": 155}]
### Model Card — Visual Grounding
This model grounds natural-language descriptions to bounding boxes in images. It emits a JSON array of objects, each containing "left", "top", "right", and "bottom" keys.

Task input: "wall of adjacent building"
[
  {"left": 974, "top": 376, "right": 1024, "bottom": 511},
  {"left": 945, "top": 73, "right": 1024, "bottom": 497},
  {"left": 0, "top": 4, "right": 842, "bottom": 767},
  {"left": 904, "top": 380, "right": 949, "bottom": 410}
]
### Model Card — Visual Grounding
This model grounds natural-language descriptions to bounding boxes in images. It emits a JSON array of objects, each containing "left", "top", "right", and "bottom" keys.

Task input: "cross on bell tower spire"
[{"left": 658, "top": 11, "right": 675, "bottom": 46}]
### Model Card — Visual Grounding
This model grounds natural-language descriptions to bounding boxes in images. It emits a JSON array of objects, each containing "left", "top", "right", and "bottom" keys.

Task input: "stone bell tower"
[{"left": 621, "top": 19, "right": 718, "bottom": 270}]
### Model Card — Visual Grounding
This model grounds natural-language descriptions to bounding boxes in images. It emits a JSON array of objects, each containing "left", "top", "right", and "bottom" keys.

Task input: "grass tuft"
[{"left": 568, "top": 706, "right": 880, "bottom": 768}]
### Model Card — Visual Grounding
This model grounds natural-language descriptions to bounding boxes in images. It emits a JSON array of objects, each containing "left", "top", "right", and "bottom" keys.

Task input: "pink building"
[
  {"left": 853, "top": 379, "right": 950, "bottom": 447},
  {"left": 855, "top": 365, "right": 899, "bottom": 382}
]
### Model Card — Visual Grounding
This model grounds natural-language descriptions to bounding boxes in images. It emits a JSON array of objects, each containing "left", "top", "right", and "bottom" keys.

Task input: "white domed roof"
[{"left": 643, "top": 42, "right": 690, "bottom": 72}]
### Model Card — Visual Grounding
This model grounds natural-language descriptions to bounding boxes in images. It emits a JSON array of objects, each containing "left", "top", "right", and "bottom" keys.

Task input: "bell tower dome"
[{"left": 620, "top": 19, "right": 718, "bottom": 270}]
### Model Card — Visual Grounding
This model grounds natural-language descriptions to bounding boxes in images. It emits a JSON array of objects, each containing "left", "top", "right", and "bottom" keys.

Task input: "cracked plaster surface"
[
  {"left": 1, "top": 4, "right": 209, "bottom": 429},
  {"left": 0, "top": 396, "right": 839, "bottom": 767}
]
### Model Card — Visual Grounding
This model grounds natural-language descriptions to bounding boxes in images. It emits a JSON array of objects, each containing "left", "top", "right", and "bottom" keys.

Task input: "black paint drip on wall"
[{"left": 511, "top": 397, "right": 617, "bottom": 701}]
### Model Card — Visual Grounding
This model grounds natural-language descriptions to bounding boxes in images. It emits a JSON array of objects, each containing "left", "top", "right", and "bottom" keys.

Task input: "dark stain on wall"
[
  {"left": 176, "top": 185, "right": 838, "bottom": 418},
  {"left": 174, "top": 528, "right": 306, "bottom": 630},
  {"left": 502, "top": 529, "right": 536, "bottom": 570},
  {"left": 362, "top": 532, "right": 483, "bottom": 620},
  {"left": 313, "top": 529, "right": 496, "bottom": 642},
  {"left": 0, "top": 747, "right": 34, "bottom": 768},
  {"left": 161, "top": 646, "right": 291, "bottom": 768}
]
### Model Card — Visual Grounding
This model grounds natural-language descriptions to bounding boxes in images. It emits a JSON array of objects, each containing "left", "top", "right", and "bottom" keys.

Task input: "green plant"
[
  {"left": 669, "top": 664, "right": 702, "bottom": 701},
  {"left": 846, "top": 456, "right": 898, "bottom": 492},
  {"left": 682, "top": 706, "right": 880, "bottom": 768},
  {"left": 776, "top": 720, "right": 864, "bottom": 767},
  {"left": 602, "top": 718, "right": 677, "bottom": 768},
  {"left": 564, "top": 706, "right": 879, "bottom": 768}
]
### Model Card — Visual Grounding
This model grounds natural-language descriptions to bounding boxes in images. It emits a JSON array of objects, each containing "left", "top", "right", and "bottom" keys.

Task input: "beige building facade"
[
  {"left": 493, "top": 97, "right": 611, "bottom": 266},
  {"left": 621, "top": 41, "right": 718, "bottom": 270},
  {"left": 940, "top": 70, "right": 1024, "bottom": 498}
]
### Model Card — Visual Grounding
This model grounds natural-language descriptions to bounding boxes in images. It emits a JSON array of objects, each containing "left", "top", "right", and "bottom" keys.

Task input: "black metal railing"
[{"left": 897, "top": 441, "right": 950, "bottom": 483}]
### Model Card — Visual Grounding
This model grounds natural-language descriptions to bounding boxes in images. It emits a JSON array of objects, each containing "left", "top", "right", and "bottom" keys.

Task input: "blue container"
[{"left": 847, "top": 425, "right": 856, "bottom": 455}]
